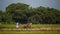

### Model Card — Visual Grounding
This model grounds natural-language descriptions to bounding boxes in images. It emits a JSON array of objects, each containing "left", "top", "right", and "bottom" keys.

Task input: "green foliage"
[
  {"left": 6, "top": 3, "right": 29, "bottom": 23},
  {"left": 0, "top": 11, "right": 6, "bottom": 23},
  {"left": 0, "top": 3, "right": 60, "bottom": 24}
]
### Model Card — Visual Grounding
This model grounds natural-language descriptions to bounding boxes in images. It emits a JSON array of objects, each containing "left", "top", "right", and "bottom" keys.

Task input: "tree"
[
  {"left": 6, "top": 3, "right": 29, "bottom": 24},
  {"left": 6, "top": 3, "right": 60, "bottom": 24},
  {"left": 0, "top": 10, "right": 6, "bottom": 24}
]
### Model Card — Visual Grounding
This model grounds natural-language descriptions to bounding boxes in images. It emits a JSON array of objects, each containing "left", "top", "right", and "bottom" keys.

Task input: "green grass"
[
  {"left": 0, "top": 24, "right": 60, "bottom": 34},
  {"left": 0, "top": 31, "right": 60, "bottom": 34},
  {"left": 0, "top": 24, "right": 60, "bottom": 28},
  {"left": 32, "top": 24, "right": 60, "bottom": 28}
]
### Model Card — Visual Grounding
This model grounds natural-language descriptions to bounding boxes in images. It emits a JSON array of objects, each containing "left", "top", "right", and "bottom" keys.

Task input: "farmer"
[{"left": 16, "top": 22, "right": 19, "bottom": 28}]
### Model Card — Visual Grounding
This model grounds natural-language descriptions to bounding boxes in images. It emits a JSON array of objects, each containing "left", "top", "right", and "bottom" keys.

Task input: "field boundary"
[{"left": 0, "top": 28, "right": 60, "bottom": 31}]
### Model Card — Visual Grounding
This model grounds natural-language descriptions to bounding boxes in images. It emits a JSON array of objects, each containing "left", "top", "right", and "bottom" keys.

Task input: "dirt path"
[{"left": 0, "top": 28, "right": 60, "bottom": 31}]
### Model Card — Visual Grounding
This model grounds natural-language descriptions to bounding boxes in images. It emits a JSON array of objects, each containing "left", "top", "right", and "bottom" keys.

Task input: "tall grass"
[{"left": 0, "top": 24, "right": 60, "bottom": 28}]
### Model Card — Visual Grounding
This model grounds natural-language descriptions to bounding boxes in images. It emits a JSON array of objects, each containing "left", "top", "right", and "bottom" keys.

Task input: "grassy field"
[
  {"left": 0, "top": 24, "right": 60, "bottom": 34},
  {"left": 0, "top": 31, "right": 60, "bottom": 34},
  {"left": 0, "top": 24, "right": 60, "bottom": 28}
]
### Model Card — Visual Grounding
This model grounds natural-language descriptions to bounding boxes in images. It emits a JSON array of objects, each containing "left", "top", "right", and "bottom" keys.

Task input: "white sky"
[{"left": 0, "top": 0, "right": 60, "bottom": 11}]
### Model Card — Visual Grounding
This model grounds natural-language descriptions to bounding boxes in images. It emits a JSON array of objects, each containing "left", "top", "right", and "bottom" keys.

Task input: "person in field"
[{"left": 16, "top": 22, "right": 19, "bottom": 28}]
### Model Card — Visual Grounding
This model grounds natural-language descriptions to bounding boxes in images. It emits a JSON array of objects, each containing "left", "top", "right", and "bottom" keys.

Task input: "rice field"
[
  {"left": 0, "top": 24, "right": 60, "bottom": 34},
  {"left": 0, "top": 31, "right": 60, "bottom": 34},
  {"left": 0, "top": 24, "right": 60, "bottom": 28}
]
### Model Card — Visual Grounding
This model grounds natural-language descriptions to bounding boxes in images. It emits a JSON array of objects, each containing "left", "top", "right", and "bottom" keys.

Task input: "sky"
[{"left": 0, "top": 0, "right": 60, "bottom": 11}]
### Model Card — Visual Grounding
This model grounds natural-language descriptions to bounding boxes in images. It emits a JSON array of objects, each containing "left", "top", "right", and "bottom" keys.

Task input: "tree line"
[{"left": 0, "top": 3, "right": 60, "bottom": 24}]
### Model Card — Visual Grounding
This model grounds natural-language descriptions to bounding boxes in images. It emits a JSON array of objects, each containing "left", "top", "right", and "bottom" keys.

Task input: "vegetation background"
[{"left": 0, "top": 3, "right": 60, "bottom": 24}]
